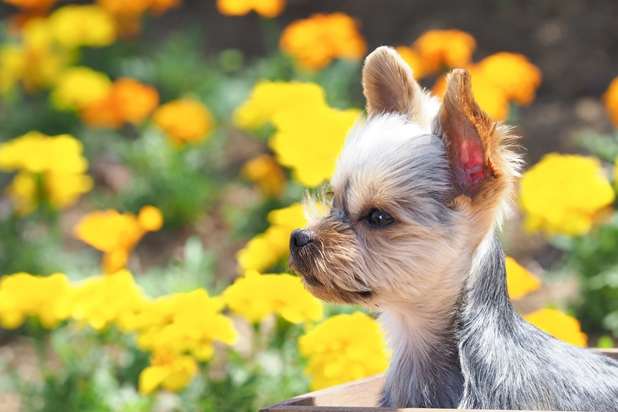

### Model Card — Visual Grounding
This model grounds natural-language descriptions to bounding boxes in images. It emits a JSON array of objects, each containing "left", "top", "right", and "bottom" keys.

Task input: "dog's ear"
[
  {"left": 439, "top": 69, "right": 498, "bottom": 198},
  {"left": 362, "top": 46, "right": 423, "bottom": 118}
]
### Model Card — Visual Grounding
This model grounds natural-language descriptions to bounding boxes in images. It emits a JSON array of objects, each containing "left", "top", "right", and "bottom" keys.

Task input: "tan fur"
[{"left": 362, "top": 46, "right": 429, "bottom": 122}]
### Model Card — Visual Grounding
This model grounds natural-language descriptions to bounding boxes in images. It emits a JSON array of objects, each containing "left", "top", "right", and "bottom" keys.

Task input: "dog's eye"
[{"left": 366, "top": 208, "right": 394, "bottom": 227}]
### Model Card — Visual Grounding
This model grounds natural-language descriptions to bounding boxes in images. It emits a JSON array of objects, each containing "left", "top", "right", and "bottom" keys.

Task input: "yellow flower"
[
  {"left": 48, "top": 5, "right": 116, "bottom": 48},
  {"left": 506, "top": 256, "right": 541, "bottom": 300},
  {"left": 280, "top": 13, "right": 366, "bottom": 70},
  {"left": 71, "top": 270, "right": 148, "bottom": 330},
  {"left": 51, "top": 67, "right": 112, "bottom": 110},
  {"left": 520, "top": 154, "right": 615, "bottom": 236},
  {"left": 414, "top": 29, "right": 476, "bottom": 74},
  {"left": 604, "top": 77, "right": 618, "bottom": 127},
  {"left": 0, "top": 131, "right": 88, "bottom": 174},
  {"left": 217, "top": 0, "right": 285, "bottom": 18},
  {"left": 237, "top": 203, "right": 307, "bottom": 272},
  {"left": 153, "top": 99, "right": 214, "bottom": 145},
  {"left": 19, "top": 18, "right": 71, "bottom": 90},
  {"left": 138, "top": 205, "right": 164, "bottom": 231},
  {"left": 0, "top": 272, "right": 73, "bottom": 329},
  {"left": 477, "top": 52, "right": 542, "bottom": 106},
  {"left": 233, "top": 81, "right": 326, "bottom": 130},
  {"left": 242, "top": 154, "right": 286, "bottom": 197},
  {"left": 0, "top": 132, "right": 92, "bottom": 214},
  {"left": 125, "top": 289, "right": 237, "bottom": 360},
  {"left": 270, "top": 102, "right": 360, "bottom": 187},
  {"left": 139, "top": 352, "right": 197, "bottom": 395},
  {"left": 44, "top": 171, "right": 93, "bottom": 210},
  {"left": 81, "top": 78, "right": 159, "bottom": 128},
  {"left": 395, "top": 46, "right": 427, "bottom": 79},
  {"left": 524, "top": 308, "right": 588, "bottom": 348},
  {"left": 74, "top": 206, "right": 163, "bottom": 273},
  {"left": 299, "top": 312, "right": 390, "bottom": 390},
  {"left": 0, "top": 45, "right": 24, "bottom": 95},
  {"left": 223, "top": 271, "right": 323, "bottom": 324}
]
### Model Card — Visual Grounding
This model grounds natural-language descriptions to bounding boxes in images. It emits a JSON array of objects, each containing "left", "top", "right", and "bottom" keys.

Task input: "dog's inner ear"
[
  {"left": 362, "top": 46, "right": 422, "bottom": 118},
  {"left": 439, "top": 69, "right": 497, "bottom": 197}
]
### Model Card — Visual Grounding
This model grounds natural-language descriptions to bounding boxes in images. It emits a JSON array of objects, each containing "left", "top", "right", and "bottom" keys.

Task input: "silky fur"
[{"left": 289, "top": 46, "right": 618, "bottom": 410}]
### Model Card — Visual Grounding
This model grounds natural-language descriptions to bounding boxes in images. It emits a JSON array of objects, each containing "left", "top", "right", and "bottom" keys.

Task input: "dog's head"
[{"left": 290, "top": 47, "right": 520, "bottom": 309}]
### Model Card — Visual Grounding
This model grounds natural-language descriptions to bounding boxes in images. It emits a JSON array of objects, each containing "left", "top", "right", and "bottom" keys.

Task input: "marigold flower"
[
  {"left": 477, "top": 52, "right": 542, "bottom": 106},
  {"left": 237, "top": 203, "right": 306, "bottom": 272},
  {"left": 0, "top": 45, "right": 24, "bottom": 95},
  {"left": 506, "top": 256, "right": 541, "bottom": 300},
  {"left": 48, "top": 5, "right": 116, "bottom": 49},
  {"left": 0, "top": 131, "right": 88, "bottom": 174},
  {"left": 0, "top": 132, "right": 92, "bottom": 214},
  {"left": 51, "top": 67, "right": 112, "bottom": 110},
  {"left": 280, "top": 13, "right": 366, "bottom": 70},
  {"left": 270, "top": 102, "right": 360, "bottom": 187},
  {"left": 124, "top": 289, "right": 237, "bottom": 360},
  {"left": 242, "top": 154, "right": 285, "bottom": 197},
  {"left": 0, "top": 272, "right": 73, "bottom": 329},
  {"left": 233, "top": 81, "right": 326, "bottom": 130},
  {"left": 520, "top": 154, "right": 615, "bottom": 236},
  {"left": 74, "top": 206, "right": 164, "bottom": 273},
  {"left": 413, "top": 29, "right": 476, "bottom": 74},
  {"left": 81, "top": 78, "right": 159, "bottom": 128},
  {"left": 18, "top": 18, "right": 71, "bottom": 90},
  {"left": 299, "top": 312, "right": 390, "bottom": 389},
  {"left": 71, "top": 270, "right": 148, "bottom": 330},
  {"left": 604, "top": 77, "right": 618, "bottom": 127},
  {"left": 153, "top": 98, "right": 214, "bottom": 145},
  {"left": 217, "top": 0, "right": 285, "bottom": 18},
  {"left": 138, "top": 205, "right": 164, "bottom": 231},
  {"left": 139, "top": 351, "right": 198, "bottom": 395},
  {"left": 524, "top": 308, "right": 588, "bottom": 348},
  {"left": 4, "top": 0, "right": 55, "bottom": 11},
  {"left": 223, "top": 271, "right": 323, "bottom": 324}
]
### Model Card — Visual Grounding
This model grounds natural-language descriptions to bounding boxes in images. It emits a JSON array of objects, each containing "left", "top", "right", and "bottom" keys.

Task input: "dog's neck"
[{"left": 380, "top": 230, "right": 518, "bottom": 408}]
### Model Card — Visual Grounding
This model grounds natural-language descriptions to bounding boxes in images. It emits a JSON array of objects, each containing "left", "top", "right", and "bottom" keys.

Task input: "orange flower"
[
  {"left": 5, "top": 0, "right": 55, "bottom": 11},
  {"left": 477, "top": 52, "right": 542, "bottom": 106},
  {"left": 217, "top": 0, "right": 285, "bottom": 18},
  {"left": 97, "top": 0, "right": 181, "bottom": 36},
  {"left": 82, "top": 78, "right": 159, "bottom": 128},
  {"left": 604, "top": 77, "right": 618, "bottom": 127},
  {"left": 280, "top": 13, "right": 366, "bottom": 70},
  {"left": 242, "top": 154, "right": 285, "bottom": 197},
  {"left": 414, "top": 29, "right": 476, "bottom": 74},
  {"left": 153, "top": 98, "right": 214, "bottom": 145}
]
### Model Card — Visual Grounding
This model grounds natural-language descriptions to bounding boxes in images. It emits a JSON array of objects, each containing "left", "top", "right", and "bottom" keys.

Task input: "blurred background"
[{"left": 0, "top": 1, "right": 617, "bottom": 411}]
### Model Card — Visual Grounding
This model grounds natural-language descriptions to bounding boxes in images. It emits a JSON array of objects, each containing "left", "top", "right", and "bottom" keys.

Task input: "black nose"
[{"left": 291, "top": 229, "right": 313, "bottom": 249}]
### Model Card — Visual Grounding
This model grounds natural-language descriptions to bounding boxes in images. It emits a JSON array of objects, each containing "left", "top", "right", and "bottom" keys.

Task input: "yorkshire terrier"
[{"left": 290, "top": 46, "right": 618, "bottom": 410}]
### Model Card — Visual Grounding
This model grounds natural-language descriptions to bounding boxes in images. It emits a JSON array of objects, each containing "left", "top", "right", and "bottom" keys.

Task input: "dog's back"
[{"left": 459, "top": 234, "right": 618, "bottom": 411}]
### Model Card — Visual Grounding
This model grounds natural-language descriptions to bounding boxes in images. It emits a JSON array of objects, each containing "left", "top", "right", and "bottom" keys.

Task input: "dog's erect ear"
[
  {"left": 439, "top": 69, "right": 498, "bottom": 197},
  {"left": 362, "top": 46, "right": 422, "bottom": 117}
]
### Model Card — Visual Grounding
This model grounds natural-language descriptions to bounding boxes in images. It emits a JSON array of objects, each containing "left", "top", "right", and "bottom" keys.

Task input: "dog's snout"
[{"left": 291, "top": 229, "right": 313, "bottom": 249}]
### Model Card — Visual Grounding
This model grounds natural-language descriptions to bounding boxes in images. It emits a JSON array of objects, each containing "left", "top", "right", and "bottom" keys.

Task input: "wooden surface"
[{"left": 262, "top": 349, "right": 618, "bottom": 412}]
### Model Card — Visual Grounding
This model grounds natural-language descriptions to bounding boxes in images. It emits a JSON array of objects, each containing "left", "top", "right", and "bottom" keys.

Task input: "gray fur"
[{"left": 381, "top": 233, "right": 618, "bottom": 410}]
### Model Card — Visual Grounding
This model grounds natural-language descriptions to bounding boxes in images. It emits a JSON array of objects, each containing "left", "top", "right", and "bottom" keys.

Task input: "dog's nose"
[{"left": 291, "top": 229, "right": 313, "bottom": 249}]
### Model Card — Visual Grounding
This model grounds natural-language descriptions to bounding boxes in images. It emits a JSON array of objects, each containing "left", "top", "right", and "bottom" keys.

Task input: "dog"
[{"left": 289, "top": 46, "right": 618, "bottom": 410}]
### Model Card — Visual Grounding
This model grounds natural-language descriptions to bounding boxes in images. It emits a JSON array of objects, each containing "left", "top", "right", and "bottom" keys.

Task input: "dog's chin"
[
  {"left": 305, "top": 281, "right": 375, "bottom": 305},
  {"left": 290, "top": 255, "right": 374, "bottom": 305}
]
